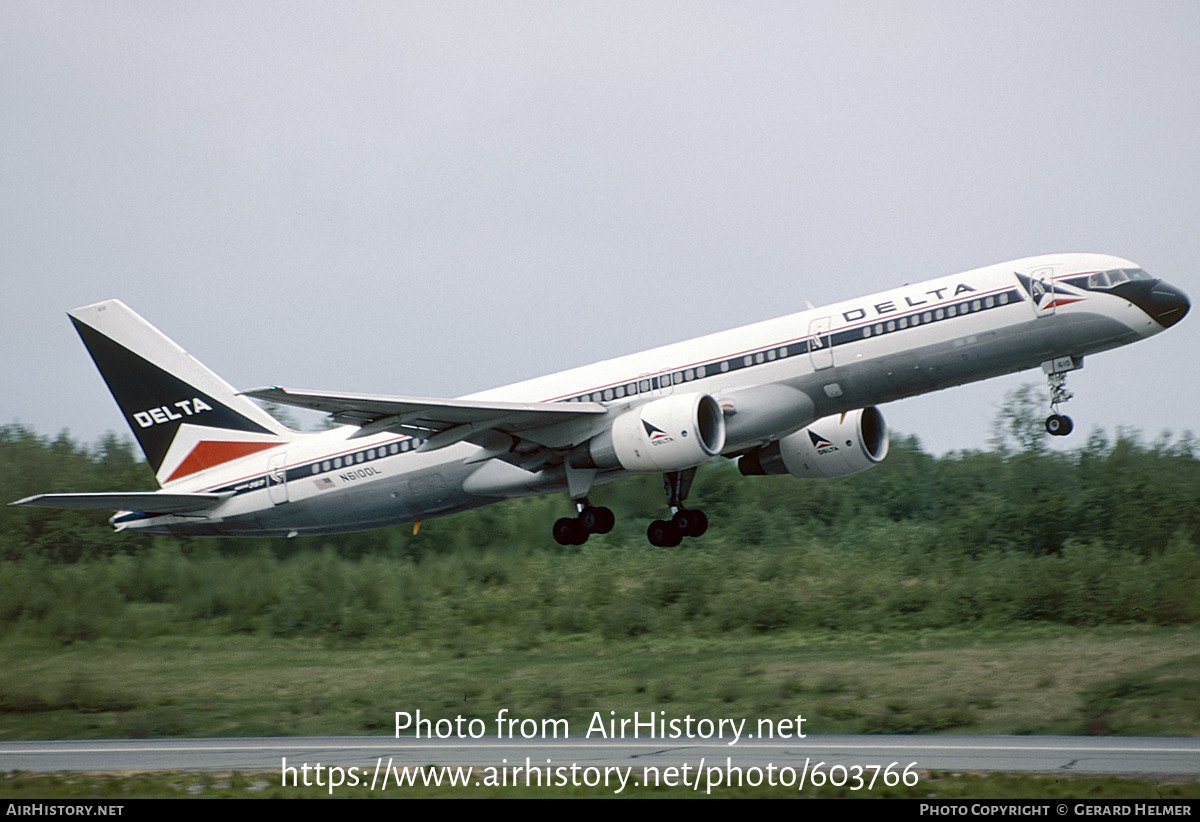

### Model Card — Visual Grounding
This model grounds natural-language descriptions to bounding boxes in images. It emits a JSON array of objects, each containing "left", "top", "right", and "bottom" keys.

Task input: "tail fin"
[{"left": 69, "top": 300, "right": 294, "bottom": 487}]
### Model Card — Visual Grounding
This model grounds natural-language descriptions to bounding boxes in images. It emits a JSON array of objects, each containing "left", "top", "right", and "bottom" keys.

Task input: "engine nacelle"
[
  {"left": 738, "top": 407, "right": 888, "bottom": 479},
  {"left": 570, "top": 393, "right": 726, "bottom": 473}
]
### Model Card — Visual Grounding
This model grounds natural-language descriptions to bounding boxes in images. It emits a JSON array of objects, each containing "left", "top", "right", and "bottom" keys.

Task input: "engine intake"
[
  {"left": 738, "top": 407, "right": 888, "bottom": 479},
  {"left": 571, "top": 393, "right": 726, "bottom": 473}
]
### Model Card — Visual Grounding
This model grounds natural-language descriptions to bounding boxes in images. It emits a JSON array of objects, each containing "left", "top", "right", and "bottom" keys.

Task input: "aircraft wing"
[
  {"left": 10, "top": 491, "right": 232, "bottom": 514},
  {"left": 242, "top": 386, "right": 608, "bottom": 453}
]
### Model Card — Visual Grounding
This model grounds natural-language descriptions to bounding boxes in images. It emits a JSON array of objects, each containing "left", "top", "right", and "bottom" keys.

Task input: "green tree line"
[{"left": 1, "top": 409, "right": 1198, "bottom": 643}]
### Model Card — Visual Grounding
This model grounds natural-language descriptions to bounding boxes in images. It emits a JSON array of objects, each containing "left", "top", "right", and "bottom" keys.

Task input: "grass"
[{"left": 1, "top": 624, "right": 1198, "bottom": 741}]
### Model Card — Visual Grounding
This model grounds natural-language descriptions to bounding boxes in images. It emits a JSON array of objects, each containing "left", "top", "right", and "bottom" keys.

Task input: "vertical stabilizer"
[{"left": 68, "top": 300, "right": 294, "bottom": 487}]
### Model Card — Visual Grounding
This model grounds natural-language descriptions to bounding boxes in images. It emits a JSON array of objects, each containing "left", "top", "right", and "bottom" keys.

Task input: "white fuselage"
[{"left": 121, "top": 253, "right": 1169, "bottom": 536}]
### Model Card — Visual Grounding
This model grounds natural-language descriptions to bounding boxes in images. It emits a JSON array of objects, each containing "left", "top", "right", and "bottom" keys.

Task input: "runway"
[{"left": 2, "top": 735, "right": 1198, "bottom": 776}]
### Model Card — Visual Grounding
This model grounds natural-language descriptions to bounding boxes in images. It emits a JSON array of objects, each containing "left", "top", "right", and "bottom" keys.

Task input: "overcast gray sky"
[{"left": 3, "top": 1, "right": 1198, "bottom": 457}]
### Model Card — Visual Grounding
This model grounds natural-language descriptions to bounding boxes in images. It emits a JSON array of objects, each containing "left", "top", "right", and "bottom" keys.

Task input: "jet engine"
[
  {"left": 570, "top": 393, "right": 726, "bottom": 473},
  {"left": 738, "top": 407, "right": 888, "bottom": 479}
]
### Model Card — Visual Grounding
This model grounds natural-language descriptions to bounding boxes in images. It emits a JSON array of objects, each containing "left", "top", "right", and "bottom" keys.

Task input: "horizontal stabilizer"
[{"left": 10, "top": 491, "right": 231, "bottom": 514}]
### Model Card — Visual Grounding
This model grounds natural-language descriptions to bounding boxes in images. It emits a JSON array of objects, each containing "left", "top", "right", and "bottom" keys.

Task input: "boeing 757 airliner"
[{"left": 12, "top": 253, "right": 1189, "bottom": 546}]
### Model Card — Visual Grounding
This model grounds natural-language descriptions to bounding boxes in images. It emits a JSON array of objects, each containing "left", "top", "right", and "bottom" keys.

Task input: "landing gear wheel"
[
  {"left": 673, "top": 509, "right": 708, "bottom": 538},
  {"left": 647, "top": 519, "right": 682, "bottom": 548},
  {"left": 1045, "top": 414, "right": 1074, "bottom": 437},
  {"left": 554, "top": 496, "right": 616, "bottom": 546},
  {"left": 580, "top": 505, "right": 615, "bottom": 535},
  {"left": 553, "top": 517, "right": 588, "bottom": 546},
  {"left": 647, "top": 468, "right": 708, "bottom": 545}
]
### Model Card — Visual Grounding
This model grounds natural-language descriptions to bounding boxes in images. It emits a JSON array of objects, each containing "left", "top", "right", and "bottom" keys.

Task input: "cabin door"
[
  {"left": 808, "top": 316, "right": 833, "bottom": 370},
  {"left": 1029, "top": 266, "right": 1058, "bottom": 318},
  {"left": 267, "top": 453, "right": 288, "bottom": 505}
]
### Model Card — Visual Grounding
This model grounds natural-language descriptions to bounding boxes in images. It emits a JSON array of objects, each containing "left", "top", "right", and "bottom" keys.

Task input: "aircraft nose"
[{"left": 1149, "top": 281, "right": 1190, "bottom": 329}]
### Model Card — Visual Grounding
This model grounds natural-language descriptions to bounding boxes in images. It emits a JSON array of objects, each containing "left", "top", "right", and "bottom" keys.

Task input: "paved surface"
[{"left": 2, "top": 735, "right": 1198, "bottom": 776}]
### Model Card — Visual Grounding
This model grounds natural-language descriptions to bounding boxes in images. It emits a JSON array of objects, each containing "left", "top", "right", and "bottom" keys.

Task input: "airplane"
[{"left": 12, "top": 253, "right": 1189, "bottom": 547}]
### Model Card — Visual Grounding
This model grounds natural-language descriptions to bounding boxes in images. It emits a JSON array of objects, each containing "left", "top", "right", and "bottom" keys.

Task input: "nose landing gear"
[{"left": 1043, "top": 356, "right": 1080, "bottom": 437}]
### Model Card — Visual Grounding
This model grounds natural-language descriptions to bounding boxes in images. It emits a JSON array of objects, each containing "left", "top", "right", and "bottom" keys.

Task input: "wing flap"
[{"left": 11, "top": 491, "right": 231, "bottom": 514}]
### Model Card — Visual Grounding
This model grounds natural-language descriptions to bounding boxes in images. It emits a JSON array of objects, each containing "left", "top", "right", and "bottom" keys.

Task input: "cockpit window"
[{"left": 1087, "top": 268, "right": 1152, "bottom": 289}]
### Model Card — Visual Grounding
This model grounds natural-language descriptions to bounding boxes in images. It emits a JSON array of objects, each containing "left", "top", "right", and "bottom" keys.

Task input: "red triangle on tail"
[{"left": 166, "top": 441, "right": 282, "bottom": 483}]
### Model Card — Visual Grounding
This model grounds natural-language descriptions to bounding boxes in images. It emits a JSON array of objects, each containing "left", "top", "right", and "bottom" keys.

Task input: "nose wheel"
[{"left": 1045, "top": 413, "right": 1074, "bottom": 437}]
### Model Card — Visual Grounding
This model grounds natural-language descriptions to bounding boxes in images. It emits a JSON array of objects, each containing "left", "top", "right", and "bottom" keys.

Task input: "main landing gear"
[
  {"left": 550, "top": 468, "right": 711, "bottom": 547},
  {"left": 1043, "top": 356, "right": 1079, "bottom": 437},
  {"left": 552, "top": 499, "right": 615, "bottom": 546},
  {"left": 647, "top": 468, "right": 708, "bottom": 548}
]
